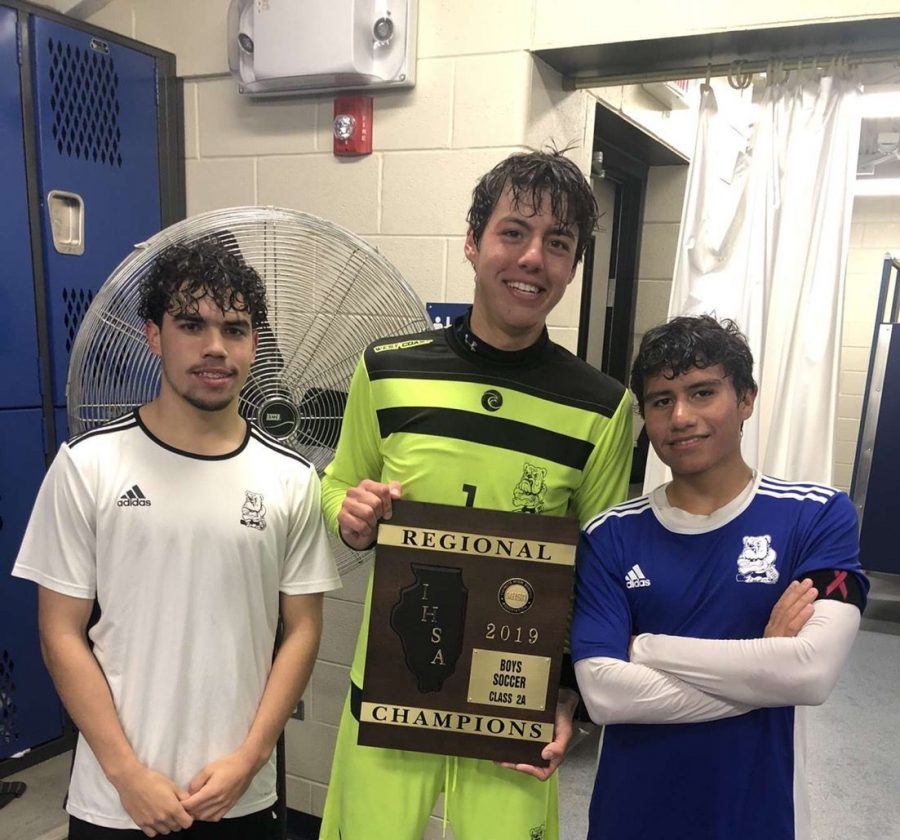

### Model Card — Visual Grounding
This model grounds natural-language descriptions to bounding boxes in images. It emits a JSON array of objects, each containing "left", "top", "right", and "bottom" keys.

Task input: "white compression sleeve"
[
  {"left": 574, "top": 656, "right": 754, "bottom": 725},
  {"left": 630, "top": 600, "right": 860, "bottom": 707}
]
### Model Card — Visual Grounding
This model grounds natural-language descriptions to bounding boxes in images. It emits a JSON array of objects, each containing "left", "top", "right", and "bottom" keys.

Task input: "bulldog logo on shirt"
[
  {"left": 735, "top": 535, "right": 779, "bottom": 583},
  {"left": 512, "top": 463, "right": 547, "bottom": 514},
  {"left": 240, "top": 491, "right": 267, "bottom": 531}
]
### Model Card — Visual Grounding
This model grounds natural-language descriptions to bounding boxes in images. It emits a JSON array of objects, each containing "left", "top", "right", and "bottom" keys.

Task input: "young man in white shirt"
[{"left": 13, "top": 238, "right": 341, "bottom": 838}]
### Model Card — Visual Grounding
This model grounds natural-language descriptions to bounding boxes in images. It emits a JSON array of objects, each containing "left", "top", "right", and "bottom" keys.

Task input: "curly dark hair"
[
  {"left": 466, "top": 147, "right": 599, "bottom": 265},
  {"left": 138, "top": 234, "right": 268, "bottom": 327},
  {"left": 630, "top": 315, "right": 757, "bottom": 416}
]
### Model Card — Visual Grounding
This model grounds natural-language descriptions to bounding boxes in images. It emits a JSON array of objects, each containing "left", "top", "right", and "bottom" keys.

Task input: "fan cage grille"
[{"left": 67, "top": 207, "right": 433, "bottom": 574}]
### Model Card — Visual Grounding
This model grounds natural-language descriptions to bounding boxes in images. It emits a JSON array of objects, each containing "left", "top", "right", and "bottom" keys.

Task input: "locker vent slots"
[{"left": 47, "top": 37, "right": 123, "bottom": 167}]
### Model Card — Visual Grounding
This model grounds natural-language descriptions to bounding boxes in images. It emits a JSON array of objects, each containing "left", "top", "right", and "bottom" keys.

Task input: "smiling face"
[
  {"left": 465, "top": 187, "right": 577, "bottom": 350},
  {"left": 642, "top": 364, "right": 756, "bottom": 481},
  {"left": 145, "top": 292, "right": 258, "bottom": 414}
]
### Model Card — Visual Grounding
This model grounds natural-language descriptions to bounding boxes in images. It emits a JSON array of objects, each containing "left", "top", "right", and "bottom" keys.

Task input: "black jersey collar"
[{"left": 449, "top": 308, "right": 550, "bottom": 367}]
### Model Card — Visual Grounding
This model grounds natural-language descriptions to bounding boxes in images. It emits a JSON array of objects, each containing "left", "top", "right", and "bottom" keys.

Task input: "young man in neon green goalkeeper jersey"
[{"left": 320, "top": 149, "right": 633, "bottom": 840}]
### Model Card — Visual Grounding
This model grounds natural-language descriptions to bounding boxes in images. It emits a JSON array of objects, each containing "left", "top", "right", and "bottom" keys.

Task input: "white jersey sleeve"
[
  {"left": 630, "top": 599, "right": 860, "bottom": 707},
  {"left": 12, "top": 444, "right": 97, "bottom": 599},
  {"left": 279, "top": 465, "right": 341, "bottom": 595}
]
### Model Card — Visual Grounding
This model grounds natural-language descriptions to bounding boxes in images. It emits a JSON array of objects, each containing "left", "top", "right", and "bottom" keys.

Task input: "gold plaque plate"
[{"left": 467, "top": 649, "right": 551, "bottom": 711}]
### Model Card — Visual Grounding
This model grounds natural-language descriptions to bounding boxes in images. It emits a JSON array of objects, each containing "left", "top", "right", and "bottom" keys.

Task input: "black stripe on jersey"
[
  {"left": 248, "top": 426, "right": 313, "bottom": 468},
  {"left": 366, "top": 330, "right": 626, "bottom": 417},
  {"left": 376, "top": 406, "right": 594, "bottom": 470},
  {"left": 369, "top": 368, "right": 624, "bottom": 417},
  {"left": 68, "top": 412, "right": 139, "bottom": 448}
]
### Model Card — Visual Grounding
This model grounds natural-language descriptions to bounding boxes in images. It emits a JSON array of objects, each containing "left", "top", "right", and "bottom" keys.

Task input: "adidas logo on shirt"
[
  {"left": 625, "top": 564, "right": 651, "bottom": 589},
  {"left": 117, "top": 484, "right": 151, "bottom": 507}
]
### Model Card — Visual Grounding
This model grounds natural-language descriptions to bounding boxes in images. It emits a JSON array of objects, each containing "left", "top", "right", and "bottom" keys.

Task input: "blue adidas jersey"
[{"left": 571, "top": 474, "right": 867, "bottom": 840}]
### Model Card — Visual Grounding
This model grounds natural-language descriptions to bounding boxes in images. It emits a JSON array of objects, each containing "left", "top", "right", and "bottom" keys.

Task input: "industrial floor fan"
[{"left": 67, "top": 206, "right": 431, "bottom": 574}]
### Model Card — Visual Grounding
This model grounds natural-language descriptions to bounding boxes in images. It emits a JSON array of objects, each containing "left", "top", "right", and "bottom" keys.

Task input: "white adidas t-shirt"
[{"left": 13, "top": 410, "right": 341, "bottom": 829}]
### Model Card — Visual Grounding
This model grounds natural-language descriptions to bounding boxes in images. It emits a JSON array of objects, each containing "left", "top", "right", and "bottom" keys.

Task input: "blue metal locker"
[
  {"left": 0, "top": 408, "right": 64, "bottom": 759},
  {"left": 29, "top": 15, "right": 162, "bottom": 408},
  {"left": 0, "top": 6, "right": 41, "bottom": 410},
  {"left": 0, "top": 1, "right": 182, "bottom": 774}
]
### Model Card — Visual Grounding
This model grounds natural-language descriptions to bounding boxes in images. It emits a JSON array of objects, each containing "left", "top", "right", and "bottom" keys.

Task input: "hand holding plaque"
[{"left": 358, "top": 500, "right": 578, "bottom": 765}]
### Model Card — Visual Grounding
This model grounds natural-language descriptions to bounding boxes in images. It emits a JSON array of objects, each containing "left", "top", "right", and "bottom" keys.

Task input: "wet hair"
[
  {"left": 466, "top": 147, "right": 599, "bottom": 265},
  {"left": 630, "top": 315, "right": 757, "bottom": 416},
  {"left": 138, "top": 235, "right": 268, "bottom": 327}
]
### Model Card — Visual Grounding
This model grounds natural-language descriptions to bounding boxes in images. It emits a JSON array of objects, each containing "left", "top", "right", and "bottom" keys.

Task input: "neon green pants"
[{"left": 319, "top": 692, "right": 559, "bottom": 840}]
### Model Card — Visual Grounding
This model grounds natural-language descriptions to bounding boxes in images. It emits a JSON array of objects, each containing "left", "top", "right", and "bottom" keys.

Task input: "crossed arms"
[{"left": 574, "top": 580, "right": 862, "bottom": 726}]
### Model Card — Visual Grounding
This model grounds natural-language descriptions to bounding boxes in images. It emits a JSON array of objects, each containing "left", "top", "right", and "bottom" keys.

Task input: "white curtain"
[{"left": 643, "top": 73, "right": 861, "bottom": 490}]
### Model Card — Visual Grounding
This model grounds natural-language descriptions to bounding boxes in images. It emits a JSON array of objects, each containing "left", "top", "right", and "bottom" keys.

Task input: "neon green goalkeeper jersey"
[{"left": 322, "top": 312, "right": 633, "bottom": 685}]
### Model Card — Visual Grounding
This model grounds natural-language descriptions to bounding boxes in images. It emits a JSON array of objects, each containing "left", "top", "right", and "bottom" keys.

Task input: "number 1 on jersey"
[{"left": 462, "top": 484, "right": 477, "bottom": 507}]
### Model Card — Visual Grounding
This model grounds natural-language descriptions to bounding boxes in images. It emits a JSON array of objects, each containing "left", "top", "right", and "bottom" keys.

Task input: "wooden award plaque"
[{"left": 357, "top": 499, "right": 579, "bottom": 765}]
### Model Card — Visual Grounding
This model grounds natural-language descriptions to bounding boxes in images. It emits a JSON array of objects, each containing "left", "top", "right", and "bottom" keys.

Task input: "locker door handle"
[{"left": 47, "top": 190, "right": 85, "bottom": 256}]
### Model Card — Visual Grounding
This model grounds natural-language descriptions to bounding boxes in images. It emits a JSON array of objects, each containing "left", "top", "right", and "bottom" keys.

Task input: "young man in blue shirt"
[{"left": 572, "top": 314, "right": 867, "bottom": 840}]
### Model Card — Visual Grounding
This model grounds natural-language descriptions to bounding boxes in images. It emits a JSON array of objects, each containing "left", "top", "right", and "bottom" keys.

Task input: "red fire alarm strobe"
[{"left": 333, "top": 95, "right": 373, "bottom": 156}]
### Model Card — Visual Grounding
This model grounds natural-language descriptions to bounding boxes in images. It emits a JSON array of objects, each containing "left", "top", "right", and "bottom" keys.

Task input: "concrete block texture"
[
  {"left": 371, "top": 59, "right": 454, "bottom": 151},
  {"left": 637, "top": 222, "right": 680, "bottom": 279},
  {"left": 851, "top": 195, "right": 900, "bottom": 223},
  {"left": 548, "top": 326, "right": 578, "bottom": 354},
  {"left": 364, "top": 236, "right": 446, "bottom": 304},
  {"left": 309, "top": 661, "right": 351, "bottom": 727},
  {"left": 310, "top": 782, "right": 328, "bottom": 818},
  {"left": 257, "top": 154, "right": 380, "bottom": 235},
  {"left": 452, "top": 53, "right": 532, "bottom": 149},
  {"left": 643, "top": 166, "right": 689, "bottom": 223},
  {"left": 381, "top": 147, "right": 521, "bottom": 235},
  {"left": 133, "top": 0, "right": 229, "bottom": 77},
  {"left": 445, "top": 258, "right": 476, "bottom": 306},
  {"left": 525, "top": 58, "right": 592, "bottom": 157},
  {"left": 861, "top": 221, "right": 900, "bottom": 248},
  {"left": 318, "top": 596, "right": 365, "bottom": 666},
  {"left": 185, "top": 158, "right": 255, "bottom": 216},
  {"left": 841, "top": 346, "right": 869, "bottom": 373},
  {"left": 833, "top": 462, "right": 852, "bottom": 490},
  {"left": 85, "top": 2, "right": 134, "bottom": 37},
  {"left": 197, "top": 78, "right": 321, "bottom": 158},
  {"left": 545, "top": 271, "right": 583, "bottom": 330},
  {"left": 633, "top": 279, "right": 672, "bottom": 335},
  {"left": 329, "top": 558, "right": 372, "bottom": 604},
  {"left": 836, "top": 417, "right": 861, "bottom": 446},
  {"left": 284, "top": 774, "right": 312, "bottom": 812},
  {"left": 839, "top": 370, "right": 866, "bottom": 398},
  {"left": 183, "top": 83, "right": 199, "bottom": 160},
  {"left": 284, "top": 718, "right": 338, "bottom": 784},
  {"left": 418, "top": 0, "right": 535, "bottom": 58}
]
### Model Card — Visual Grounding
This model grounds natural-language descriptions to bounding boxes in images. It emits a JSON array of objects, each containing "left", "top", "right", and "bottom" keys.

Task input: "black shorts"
[{"left": 68, "top": 808, "right": 279, "bottom": 839}]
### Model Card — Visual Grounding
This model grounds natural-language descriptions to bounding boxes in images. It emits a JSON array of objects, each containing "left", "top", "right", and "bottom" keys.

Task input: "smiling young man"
[
  {"left": 12, "top": 238, "right": 340, "bottom": 838},
  {"left": 571, "top": 315, "right": 868, "bottom": 840},
  {"left": 318, "top": 150, "right": 634, "bottom": 840}
]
